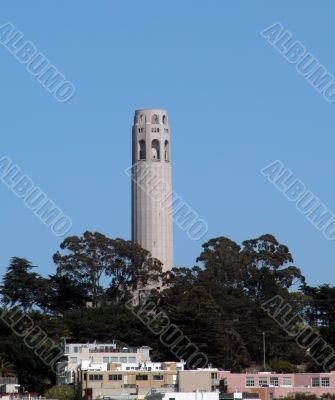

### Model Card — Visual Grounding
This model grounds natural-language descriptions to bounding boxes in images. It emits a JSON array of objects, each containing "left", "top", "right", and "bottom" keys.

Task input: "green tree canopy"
[
  {"left": 53, "top": 231, "right": 163, "bottom": 307},
  {"left": 45, "top": 385, "right": 76, "bottom": 400},
  {"left": 0, "top": 257, "right": 47, "bottom": 310}
]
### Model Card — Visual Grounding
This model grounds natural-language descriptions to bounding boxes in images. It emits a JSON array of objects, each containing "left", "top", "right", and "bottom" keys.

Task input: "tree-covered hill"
[{"left": 0, "top": 232, "right": 333, "bottom": 393}]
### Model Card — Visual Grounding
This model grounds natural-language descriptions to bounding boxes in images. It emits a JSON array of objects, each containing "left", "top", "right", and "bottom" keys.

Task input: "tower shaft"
[{"left": 131, "top": 109, "right": 173, "bottom": 272}]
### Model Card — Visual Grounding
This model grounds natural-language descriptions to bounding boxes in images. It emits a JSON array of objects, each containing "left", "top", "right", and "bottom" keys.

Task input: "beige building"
[
  {"left": 178, "top": 370, "right": 220, "bottom": 393},
  {"left": 77, "top": 362, "right": 182, "bottom": 400},
  {"left": 77, "top": 364, "right": 220, "bottom": 400}
]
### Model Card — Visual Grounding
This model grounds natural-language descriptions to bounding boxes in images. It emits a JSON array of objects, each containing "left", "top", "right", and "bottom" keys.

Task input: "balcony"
[
  {"left": 88, "top": 348, "right": 137, "bottom": 354},
  {"left": 0, "top": 377, "right": 18, "bottom": 384}
]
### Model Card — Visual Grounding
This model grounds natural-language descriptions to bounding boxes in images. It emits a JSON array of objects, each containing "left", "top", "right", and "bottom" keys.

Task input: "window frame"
[
  {"left": 136, "top": 374, "right": 148, "bottom": 381},
  {"left": 246, "top": 376, "right": 255, "bottom": 387},
  {"left": 321, "top": 377, "right": 330, "bottom": 387},
  {"left": 259, "top": 377, "right": 268, "bottom": 386},
  {"left": 109, "top": 374, "right": 122, "bottom": 381},
  {"left": 270, "top": 377, "right": 278, "bottom": 387},
  {"left": 282, "top": 377, "right": 292, "bottom": 386}
]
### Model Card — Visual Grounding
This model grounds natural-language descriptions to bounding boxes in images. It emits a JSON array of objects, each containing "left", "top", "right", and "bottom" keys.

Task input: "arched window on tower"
[
  {"left": 164, "top": 140, "right": 170, "bottom": 161},
  {"left": 151, "top": 139, "right": 160, "bottom": 160},
  {"left": 140, "top": 114, "right": 146, "bottom": 124},
  {"left": 152, "top": 114, "right": 159, "bottom": 124},
  {"left": 139, "top": 140, "right": 146, "bottom": 160},
  {"left": 162, "top": 115, "right": 167, "bottom": 124}
]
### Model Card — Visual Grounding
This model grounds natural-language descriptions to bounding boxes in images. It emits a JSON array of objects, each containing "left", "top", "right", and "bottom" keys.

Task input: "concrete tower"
[{"left": 131, "top": 109, "right": 173, "bottom": 272}]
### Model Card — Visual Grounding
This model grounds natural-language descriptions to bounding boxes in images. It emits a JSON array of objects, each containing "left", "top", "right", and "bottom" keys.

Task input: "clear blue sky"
[{"left": 1, "top": 0, "right": 335, "bottom": 287}]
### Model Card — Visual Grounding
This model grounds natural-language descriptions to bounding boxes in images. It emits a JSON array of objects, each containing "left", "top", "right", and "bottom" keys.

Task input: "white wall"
[{"left": 147, "top": 392, "right": 219, "bottom": 400}]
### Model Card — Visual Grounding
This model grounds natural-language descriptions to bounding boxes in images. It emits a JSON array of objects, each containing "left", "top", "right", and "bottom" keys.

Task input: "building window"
[
  {"left": 65, "top": 346, "right": 69, "bottom": 353},
  {"left": 321, "top": 377, "right": 330, "bottom": 387},
  {"left": 136, "top": 375, "right": 148, "bottom": 381},
  {"left": 163, "top": 115, "right": 166, "bottom": 124},
  {"left": 283, "top": 377, "right": 292, "bottom": 386},
  {"left": 83, "top": 373, "right": 87, "bottom": 380},
  {"left": 120, "top": 357, "right": 127, "bottom": 363},
  {"left": 311, "top": 377, "right": 320, "bottom": 387},
  {"left": 89, "top": 374, "right": 103, "bottom": 381},
  {"left": 109, "top": 374, "right": 122, "bottom": 381},
  {"left": 128, "top": 357, "right": 136, "bottom": 363},
  {"left": 103, "top": 357, "right": 109, "bottom": 363},
  {"left": 110, "top": 357, "right": 118, "bottom": 362},
  {"left": 70, "top": 357, "right": 77, "bottom": 363},
  {"left": 246, "top": 376, "right": 255, "bottom": 387},
  {"left": 259, "top": 377, "right": 268, "bottom": 386},
  {"left": 152, "top": 114, "right": 159, "bottom": 124},
  {"left": 211, "top": 373, "right": 217, "bottom": 379},
  {"left": 164, "top": 140, "right": 170, "bottom": 161},
  {"left": 270, "top": 377, "right": 278, "bottom": 386},
  {"left": 151, "top": 139, "right": 160, "bottom": 160},
  {"left": 139, "top": 140, "right": 146, "bottom": 160},
  {"left": 154, "top": 375, "right": 164, "bottom": 381},
  {"left": 74, "top": 346, "right": 78, "bottom": 353}
]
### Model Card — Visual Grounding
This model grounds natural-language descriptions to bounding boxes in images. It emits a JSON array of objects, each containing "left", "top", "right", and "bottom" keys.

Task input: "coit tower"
[{"left": 131, "top": 109, "right": 173, "bottom": 272}]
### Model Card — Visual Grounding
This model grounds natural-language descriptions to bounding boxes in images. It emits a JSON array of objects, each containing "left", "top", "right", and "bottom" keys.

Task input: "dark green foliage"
[
  {"left": 270, "top": 360, "right": 298, "bottom": 372},
  {"left": 53, "top": 231, "right": 162, "bottom": 307},
  {"left": 45, "top": 385, "right": 76, "bottom": 400},
  {"left": 0, "top": 257, "right": 48, "bottom": 311},
  {"left": 275, "top": 395, "right": 318, "bottom": 400}
]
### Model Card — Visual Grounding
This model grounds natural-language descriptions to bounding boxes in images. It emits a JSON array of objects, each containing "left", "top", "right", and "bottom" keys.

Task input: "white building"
[
  {"left": 80, "top": 360, "right": 108, "bottom": 371},
  {"left": 107, "top": 361, "right": 185, "bottom": 372},
  {"left": 146, "top": 391, "right": 219, "bottom": 400},
  {"left": 131, "top": 109, "right": 174, "bottom": 272},
  {"left": 76, "top": 360, "right": 184, "bottom": 375},
  {"left": 0, "top": 378, "right": 20, "bottom": 395},
  {"left": 57, "top": 341, "right": 151, "bottom": 385}
]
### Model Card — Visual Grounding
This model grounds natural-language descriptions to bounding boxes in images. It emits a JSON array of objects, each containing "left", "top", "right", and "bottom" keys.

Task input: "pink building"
[{"left": 219, "top": 371, "right": 335, "bottom": 399}]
